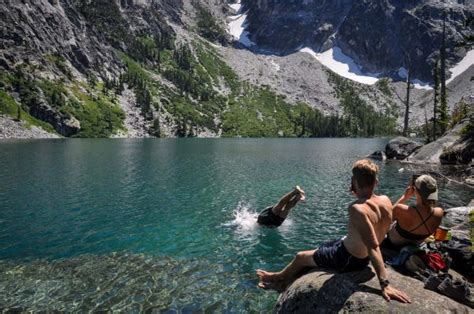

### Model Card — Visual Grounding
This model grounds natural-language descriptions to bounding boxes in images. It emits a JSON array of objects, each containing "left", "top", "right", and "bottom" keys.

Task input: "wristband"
[{"left": 379, "top": 279, "right": 390, "bottom": 289}]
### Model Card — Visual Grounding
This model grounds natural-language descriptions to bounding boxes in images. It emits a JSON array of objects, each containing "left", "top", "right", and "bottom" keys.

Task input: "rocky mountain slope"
[
  {"left": 0, "top": 0, "right": 472, "bottom": 138},
  {"left": 242, "top": 0, "right": 473, "bottom": 82}
]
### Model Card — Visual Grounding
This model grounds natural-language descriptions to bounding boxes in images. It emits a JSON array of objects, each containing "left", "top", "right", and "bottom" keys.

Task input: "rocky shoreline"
[
  {"left": 0, "top": 115, "right": 59, "bottom": 139},
  {"left": 275, "top": 266, "right": 472, "bottom": 313}
]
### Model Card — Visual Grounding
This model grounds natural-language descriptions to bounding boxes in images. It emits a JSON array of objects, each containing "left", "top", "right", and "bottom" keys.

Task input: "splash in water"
[
  {"left": 224, "top": 201, "right": 259, "bottom": 233},
  {"left": 223, "top": 201, "right": 293, "bottom": 237}
]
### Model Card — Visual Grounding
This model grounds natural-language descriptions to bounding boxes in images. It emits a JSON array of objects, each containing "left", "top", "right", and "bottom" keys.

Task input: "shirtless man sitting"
[{"left": 256, "top": 159, "right": 411, "bottom": 303}]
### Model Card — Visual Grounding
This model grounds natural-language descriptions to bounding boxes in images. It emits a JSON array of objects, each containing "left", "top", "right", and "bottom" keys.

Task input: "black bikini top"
[{"left": 395, "top": 206, "right": 435, "bottom": 241}]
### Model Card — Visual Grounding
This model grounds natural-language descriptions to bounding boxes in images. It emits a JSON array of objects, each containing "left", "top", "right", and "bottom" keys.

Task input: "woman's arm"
[{"left": 393, "top": 186, "right": 415, "bottom": 208}]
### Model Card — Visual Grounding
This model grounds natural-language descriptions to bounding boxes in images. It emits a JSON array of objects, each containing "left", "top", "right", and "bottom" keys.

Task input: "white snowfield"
[
  {"left": 226, "top": 2, "right": 473, "bottom": 88},
  {"left": 227, "top": 1, "right": 255, "bottom": 47},
  {"left": 447, "top": 49, "right": 474, "bottom": 84},
  {"left": 300, "top": 47, "right": 380, "bottom": 85},
  {"left": 302, "top": 47, "right": 473, "bottom": 89},
  {"left": 229, "top": 2, "right": 242, "bottom": 12},
  {"left": 398, "top": 67, "right": 432, "bottom": 90}
]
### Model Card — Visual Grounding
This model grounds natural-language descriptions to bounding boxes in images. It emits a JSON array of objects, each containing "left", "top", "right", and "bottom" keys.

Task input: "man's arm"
[
  {"left": 367, "top": 246, "right": 411, "bottom": 303},
  {"left": 350, "top": 206, "right": 411, "bottom": 303}
]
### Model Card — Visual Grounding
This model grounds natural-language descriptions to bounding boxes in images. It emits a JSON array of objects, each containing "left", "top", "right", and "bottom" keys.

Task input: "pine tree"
[
  {"left": 16, "top": 104, "right": 22, "bottom": 121},
  {"left": 433, "top": 60, "right": 440, "bottom": 140},
  {"left": 424, "top": 105, "right": 430, "bottom": 143},
  {"left": 299, "top": 111, "right": 306, "bottom": 137},
  {"left": 152, "top": 118, "right": 161, "bottom": 137},
  {"left": 439, "top": 11, "right": 449, "bottom": 135}
]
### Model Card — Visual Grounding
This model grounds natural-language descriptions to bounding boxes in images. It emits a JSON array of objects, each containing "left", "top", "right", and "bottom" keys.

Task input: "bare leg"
[
  {"left": 272, "top": 186, "right": 305, "bottom": 216},
  {"left": 271, "top": 190, "right": 297, "bottom": 215},
  {"left": 256, "top": 249, "right": 317, "bottom": 291},
  {"left": 278, "top": 196, "right": 300, "bottom": 219}
]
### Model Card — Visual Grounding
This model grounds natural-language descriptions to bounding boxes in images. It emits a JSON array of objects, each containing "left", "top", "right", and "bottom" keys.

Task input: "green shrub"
[
  {"left": 376, "top": 78, "right": 393, "bottom": 97},
  {"left": 69, "top": 88, "right": 124, "bottom": 138}
]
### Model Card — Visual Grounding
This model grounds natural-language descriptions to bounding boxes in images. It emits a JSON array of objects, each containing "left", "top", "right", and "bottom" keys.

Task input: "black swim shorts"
[
  {"left": 257, "top": 206, "right": 285, "bottom": 227},
  {"left": 380, "top": 235, "right": 405, "bottom": 251},
  {"left": 313, "top": 238, "right": 370, "bottom": 272}
]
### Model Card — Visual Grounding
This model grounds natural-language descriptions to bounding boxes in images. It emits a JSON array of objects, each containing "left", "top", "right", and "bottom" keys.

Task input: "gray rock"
[
  {"left": 0, "top": 115, "right": 59, "bottom": 139},
  {"left": 444, "top": 206, "right": 473, "bottom": 241},
  {"left": 275, "top": 267, "right": 471, "bottom": 313},
  {"left": 385, "top": 137, "right": 422, "bottom": 160},
  {"left": 440, "top": 115, "right": 474, "bottom": 165},
  {"left": 465, "top": 176, "right": 474, "bottom": 186},
  {"left": 368, "top": 150, "right": 387, "bottom": 161},
  {"left": 28, "top": 99, "right": 80, "bottom": 137},
  {"left": 407, "top": 115, "right": 472, "bottom": 164}
]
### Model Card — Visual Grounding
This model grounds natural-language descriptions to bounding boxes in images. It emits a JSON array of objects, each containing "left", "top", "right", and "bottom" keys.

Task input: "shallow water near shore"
[{"left": 0, "top": 138, "right": 471, "bottom": 311}]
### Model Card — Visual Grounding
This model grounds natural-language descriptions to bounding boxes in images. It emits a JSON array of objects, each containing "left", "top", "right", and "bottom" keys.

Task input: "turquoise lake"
[{"left": 0, "top": 139, "right": 471, "bottom": 312}]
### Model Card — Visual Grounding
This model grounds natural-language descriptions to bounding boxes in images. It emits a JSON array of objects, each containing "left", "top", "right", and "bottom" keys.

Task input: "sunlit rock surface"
[{"left": 275, "top": 267, "right": 471, "bottom": 313}]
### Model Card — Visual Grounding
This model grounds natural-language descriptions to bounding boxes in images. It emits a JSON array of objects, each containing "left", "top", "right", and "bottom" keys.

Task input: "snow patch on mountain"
[
  {"left": 397, "top": 67, "right": 433, "bottom": 90},
  {"left": 229, "top": 2, "right": 242, "bottom": 13},
  {"left": 300, "top": 47, "right": 379, "bottom": 85},
  {"left": 397, "top": 49, "right": 474, "bottom": 90},
  {"left": 227, "top": 0, "right": 254, "bottom": 47},
  {"left": 447, "top": 49, "right": 474, "bottom": 84}
]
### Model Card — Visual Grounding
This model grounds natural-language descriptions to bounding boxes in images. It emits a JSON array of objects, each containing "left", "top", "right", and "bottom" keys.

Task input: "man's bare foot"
[
  {"left": 256, "top": 269, "right": 281, "bottom": 283},
  {"left": 257, "top": 270, "right": 294, "bottom": 293},
  {"left": 257, "top": 280, "right": 288, "bottom": 293},
  {"left": 295, "top": 185, "right": 306, "bottom": 201}
]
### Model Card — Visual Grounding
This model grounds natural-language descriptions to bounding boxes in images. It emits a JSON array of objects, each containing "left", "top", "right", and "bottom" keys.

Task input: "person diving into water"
[{"left": 257, "top": 186, "right": 306, "bottom": 227}]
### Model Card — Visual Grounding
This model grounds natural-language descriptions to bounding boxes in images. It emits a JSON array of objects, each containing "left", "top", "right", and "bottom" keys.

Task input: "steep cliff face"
[
  {"left": 0, "top": 0, "right": 182, "bottom": 137},
  {"left": 0, "top": 0, "right": 179, "bottom": 77},
  {"left": 241, "top": 0, "right": 473, "bottom": 81},
  {"left": 0, "top": 0, "right": 187, "bottom": 137}
]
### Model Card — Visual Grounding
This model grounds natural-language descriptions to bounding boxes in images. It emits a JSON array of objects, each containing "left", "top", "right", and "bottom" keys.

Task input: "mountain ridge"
[{"left": 0, "top": 0, "right": 472, "bottom": 138}]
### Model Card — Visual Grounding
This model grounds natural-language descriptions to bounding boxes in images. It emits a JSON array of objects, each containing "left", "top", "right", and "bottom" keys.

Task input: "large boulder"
[
  {"left": 367, "top": 150, "right": 387, "bottom": 161},
  {"left": 407, "top": 115, "right": 472, "bottom": 164},
  {"left": 275, "top": 267, "right": 471, "bottom": 313},
  {"left": 385, "top": 137, "right": 422, "bottom": 160},
  {"left": 439, "top": 130, "right": 474, "bottom": 165},
  {"left": 28, "top": 99, "right": 80, "bottom": 137}
]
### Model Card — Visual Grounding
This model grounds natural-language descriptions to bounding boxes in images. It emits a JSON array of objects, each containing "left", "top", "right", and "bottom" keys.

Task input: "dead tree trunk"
[{"left": 403, "top": 68, "right": 411, "bottom": 137}]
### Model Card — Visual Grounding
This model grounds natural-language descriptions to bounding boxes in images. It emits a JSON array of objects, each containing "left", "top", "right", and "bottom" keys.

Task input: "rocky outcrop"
[
  {"left": 0, "top": 0, "right": 180, "bottom": 77},
  {"left": 407, "top": 113, "right": 473, "bottom": 164},
  {"left": 385, "top": 137, "right": 422, "bottom": 160},
  {"left": 28, "top": 99, "right": 80, "bottom": 137},
  {"left": 0, "top": 0, "right": 181, "bottom": 137},
  {"left": 367, "top": 150, "right": 387, "bottom": 161},
  {"left": 275, "top": 267, "right": 471, "bottom": 313},
  {"left": 242, "top": 0, "right": 473, "bottom": 81},
  {"left": 439, "top": 128, "right": 474, "bottom": 165}
]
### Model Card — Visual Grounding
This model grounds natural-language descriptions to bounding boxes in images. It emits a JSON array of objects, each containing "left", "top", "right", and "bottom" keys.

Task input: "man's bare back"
[{"left": 344, "top": 194, "right": 393, "bottom": 259}]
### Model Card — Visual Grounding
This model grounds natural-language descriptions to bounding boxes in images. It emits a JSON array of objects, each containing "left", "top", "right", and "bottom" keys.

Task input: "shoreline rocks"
[
  {"left": 275, "top": 267, "right": 471, "bottom": 313},
  {"left": 407, "top": 115, "right": 472, "bottom": 165},
  {"left": 385, "top": 137, "right": 422, "bottom": 160},
  {"left": 0, "top": 115, "right": 60, "bottom": 139}
]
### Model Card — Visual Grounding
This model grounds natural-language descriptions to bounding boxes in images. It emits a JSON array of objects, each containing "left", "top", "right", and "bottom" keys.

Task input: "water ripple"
[{"left": 0, "top": 139, "right": 472, "bottom": 311}]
